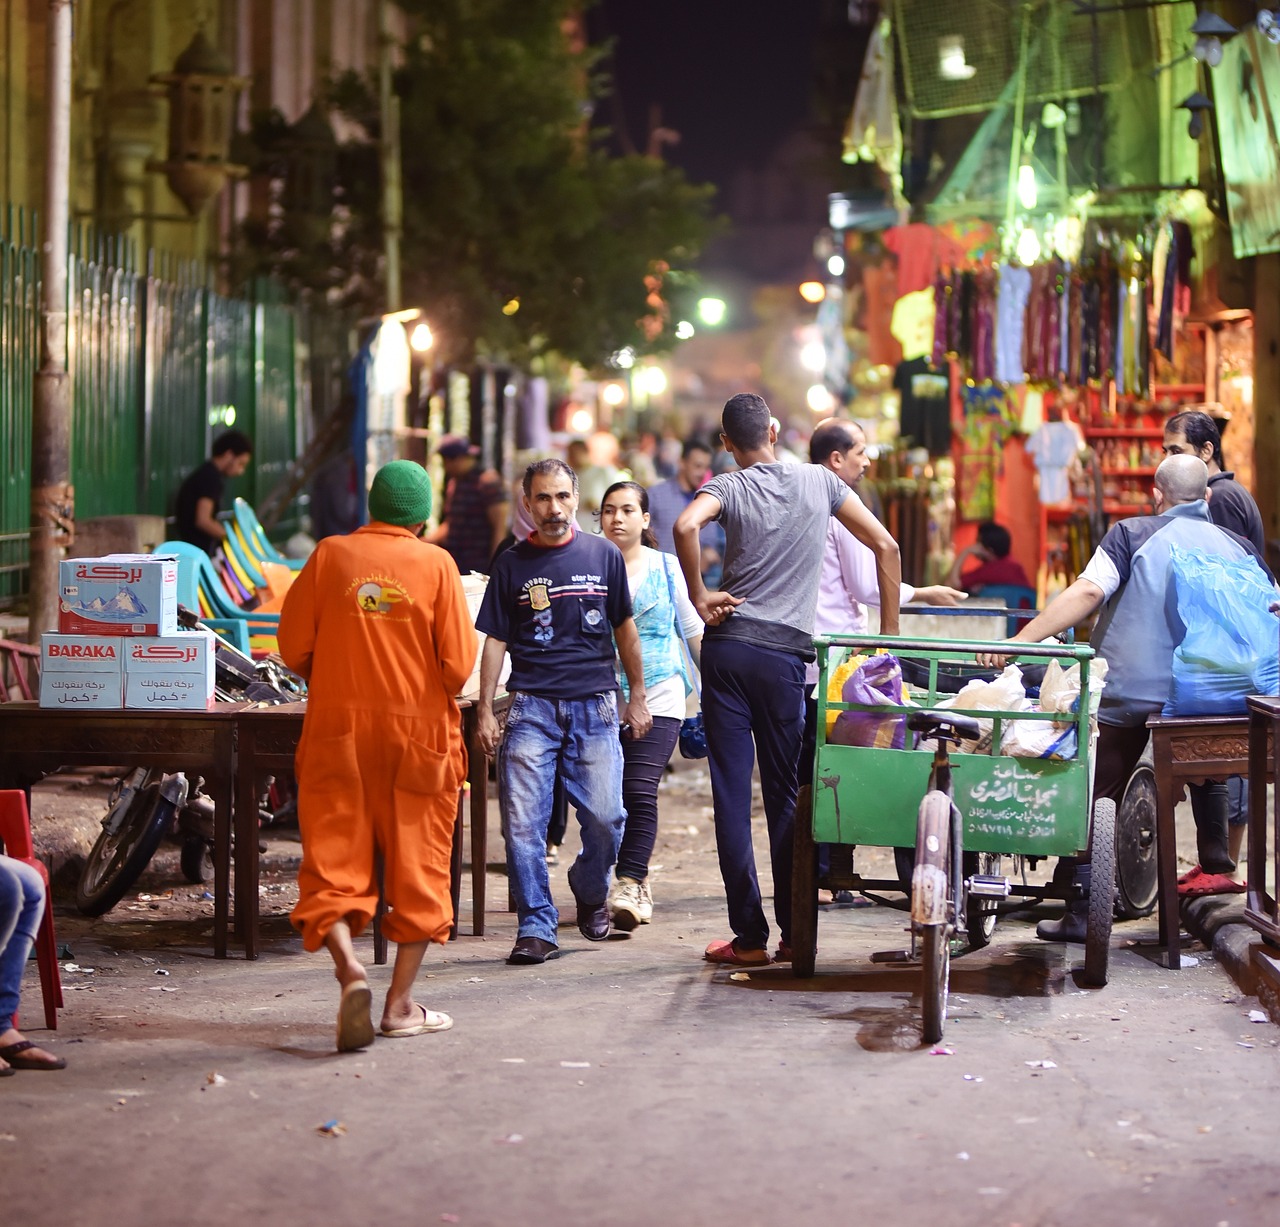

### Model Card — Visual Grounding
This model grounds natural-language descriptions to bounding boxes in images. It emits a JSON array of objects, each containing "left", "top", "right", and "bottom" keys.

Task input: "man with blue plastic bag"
[{"left": 982, "top": 455, "right": 1277, "bottom": 938}]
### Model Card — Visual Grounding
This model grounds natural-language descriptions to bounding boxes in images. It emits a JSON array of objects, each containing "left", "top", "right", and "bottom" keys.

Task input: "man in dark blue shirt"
[{"left": 476, "top": 459, "right": 651, "bottom": 965}]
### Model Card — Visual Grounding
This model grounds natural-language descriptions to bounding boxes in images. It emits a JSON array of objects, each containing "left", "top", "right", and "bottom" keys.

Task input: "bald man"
[{"left": 981, "top": 455, "right": 1275, "bottom": 938}]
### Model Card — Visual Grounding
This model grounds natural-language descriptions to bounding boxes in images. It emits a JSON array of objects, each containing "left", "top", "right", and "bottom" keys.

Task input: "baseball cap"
[{"left": 437, "top": 435, "right": 479, "bottom": 460}]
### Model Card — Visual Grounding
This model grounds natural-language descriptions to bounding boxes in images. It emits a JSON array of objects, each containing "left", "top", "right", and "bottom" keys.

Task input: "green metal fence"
[
  {"left": 0, "top": 208, "right": 38, "bottom": 601},
  {"left": 0, "top": 209, "right": 338, "bottom": 604}
]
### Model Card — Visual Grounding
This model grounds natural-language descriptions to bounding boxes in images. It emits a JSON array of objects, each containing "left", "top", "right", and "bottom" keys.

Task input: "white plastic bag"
[
  {"left": 921, "top": 664, "right": 1029, "bottom": 753},
  {"left": 1001, "top": 658, "right": 1109, "bottom": 759}
]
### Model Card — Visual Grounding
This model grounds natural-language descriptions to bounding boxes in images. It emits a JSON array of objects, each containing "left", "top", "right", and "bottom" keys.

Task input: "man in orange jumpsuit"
[{"left": 279, "top": 460, "right": 477, "bottom": 1052}]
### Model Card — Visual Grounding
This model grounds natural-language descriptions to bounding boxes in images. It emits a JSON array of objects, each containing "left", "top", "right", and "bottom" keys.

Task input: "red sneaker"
[{"left": 1177, "top": 864, "right": 1206, "bottom": 887}]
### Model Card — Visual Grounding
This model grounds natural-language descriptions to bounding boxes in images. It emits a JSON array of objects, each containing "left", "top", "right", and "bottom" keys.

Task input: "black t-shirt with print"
[{"left": 476, "top": 531, "right": 632, "bottom": 699}]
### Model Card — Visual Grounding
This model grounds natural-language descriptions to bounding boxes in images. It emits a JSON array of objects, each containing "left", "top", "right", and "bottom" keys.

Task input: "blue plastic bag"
[{"left": 1164, "top": 546, "right": 1280, "bottom": 716}]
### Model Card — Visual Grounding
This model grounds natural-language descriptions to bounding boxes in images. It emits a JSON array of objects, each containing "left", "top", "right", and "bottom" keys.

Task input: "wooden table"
[
  {"left": 0, "top": 696, "right": 499, "bottom": 961},
  {"left": 1147, "top": 714, "right": 1274, "bottom": 969},
  {"left": 0, "top": 702, "right": 240, "bottom": 956},
  {"left": 234, "top": 698, "right": 498, "bottom": 959},
  {"left": 1246, "top": 696, "right": 1280, "bottom": 950}
]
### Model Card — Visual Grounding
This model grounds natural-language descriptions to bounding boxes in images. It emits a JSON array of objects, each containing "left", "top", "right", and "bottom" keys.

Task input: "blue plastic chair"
[
  {"left": 155, "top": 541, "right": 280, "bottom": 654},
  {"left": 233, "top": 498, "right": 305, "bottom": 572},
  {"left": 972, "top": 583, "right": 1037, "bottom": 638}
]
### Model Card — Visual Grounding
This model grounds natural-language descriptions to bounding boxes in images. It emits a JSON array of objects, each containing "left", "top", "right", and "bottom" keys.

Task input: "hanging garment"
[
  {"left": 958, "top": 385, "right": 1018, "bottom": 521},
  {"left": 894, "top": 356, "right": 952, "bottom": 454},
  {"left": 1026, "top": 419, "right": 1083, "bottom": 505},
  {"left": 890, "top": 287, "right": 937, "bottom": 361},
  {"left": 994, "top": 263, "right": 1032, "bottom": 384}
]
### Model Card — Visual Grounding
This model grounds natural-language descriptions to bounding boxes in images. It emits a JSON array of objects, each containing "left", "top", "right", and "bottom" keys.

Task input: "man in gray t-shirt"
[{"left": 674, "top": 393, "right": 901, "bottom": 967}]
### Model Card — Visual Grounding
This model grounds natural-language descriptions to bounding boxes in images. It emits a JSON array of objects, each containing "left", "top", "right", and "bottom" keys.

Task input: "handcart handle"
[{"left": 813, "top": 633, "right": 1093, "bottom": 660}]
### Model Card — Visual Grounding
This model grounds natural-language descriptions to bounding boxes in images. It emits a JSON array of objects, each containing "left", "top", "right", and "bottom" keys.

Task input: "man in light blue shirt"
[{"left": 987, "top": 455, "right": 1274, "bottom": 937}]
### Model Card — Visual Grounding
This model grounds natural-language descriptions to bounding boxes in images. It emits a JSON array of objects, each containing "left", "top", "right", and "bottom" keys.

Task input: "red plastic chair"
[
  {"left": 0, "top": 791, "right": 63, "bottom": 1030},
  {"left": 0, "top": 638, "right": 37, "bottom": 702}
]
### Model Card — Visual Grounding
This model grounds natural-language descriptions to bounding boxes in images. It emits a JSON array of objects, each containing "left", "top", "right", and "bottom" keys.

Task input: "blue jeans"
[
  {"left": 702, "top": 637, "right": 806, "bottom": 950},
  {"left": 499, "top": 691, "right": 625, "bottom": 944},
  {"left": 0, "top": 855, "right": 45, "bottom": 1022}
]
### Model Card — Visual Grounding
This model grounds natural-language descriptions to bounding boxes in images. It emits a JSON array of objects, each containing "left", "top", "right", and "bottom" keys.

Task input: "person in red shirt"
[{"left": 948, "top": 522, "right": 1032, "bottom": 593}]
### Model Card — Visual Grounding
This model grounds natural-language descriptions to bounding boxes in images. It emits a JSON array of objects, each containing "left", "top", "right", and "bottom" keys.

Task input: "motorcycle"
[{"left": 74, "top": 610, "right": 304, "bottom": 917}]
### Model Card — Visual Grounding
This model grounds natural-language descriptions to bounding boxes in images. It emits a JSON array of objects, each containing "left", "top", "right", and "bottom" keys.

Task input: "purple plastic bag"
[{"left": 830, "top": 653, "right": 907, "bottom": 749}]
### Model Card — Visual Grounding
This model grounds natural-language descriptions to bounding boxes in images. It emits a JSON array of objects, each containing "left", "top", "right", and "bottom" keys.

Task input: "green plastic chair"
[{"left": 233, "top": 498, "right": 305, "bottom": 572}]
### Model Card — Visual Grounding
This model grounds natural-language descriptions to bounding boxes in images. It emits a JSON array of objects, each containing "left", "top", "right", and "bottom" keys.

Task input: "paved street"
[{"left": 4, "top": 762, "right": 1279, "bottom": 1227}]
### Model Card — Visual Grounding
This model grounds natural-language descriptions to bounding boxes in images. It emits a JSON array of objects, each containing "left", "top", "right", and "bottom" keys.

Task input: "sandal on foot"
[
  {"left": 1178, "top": 871, "right": 1245, "bottom": 898},
  {"left": 704, "top": 938, "right": 770, "bottom": 967},
  {"left": 1177, "top": 864, "right": 1206, "bottom": 887},
  {"left": 336, "top": 979, "right": 375, "bottom": 1052},
  {"left": 0, "top": 1040, "right": 66, "bottom": 1071},
  {"left": 381, "top": 1003, "right": 454, "bottom": 1038}
]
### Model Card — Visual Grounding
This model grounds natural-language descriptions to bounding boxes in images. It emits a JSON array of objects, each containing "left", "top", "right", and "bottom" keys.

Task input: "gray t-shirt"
[{"left": 700, "top": 462, "right": 848, "bottom": 657}]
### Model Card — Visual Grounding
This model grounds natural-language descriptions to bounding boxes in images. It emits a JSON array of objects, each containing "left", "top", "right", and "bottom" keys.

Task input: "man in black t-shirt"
[
  {"left": 476, "top": 459, "right": 651, "bottom": 966},
  {"left": 174, "top": 430, "right": 253, "bottom": 555}
]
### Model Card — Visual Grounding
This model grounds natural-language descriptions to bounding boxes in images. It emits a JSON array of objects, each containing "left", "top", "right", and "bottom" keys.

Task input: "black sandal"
[{"left": 0, "top": 1040, "right": 67, "bottom": 1071}]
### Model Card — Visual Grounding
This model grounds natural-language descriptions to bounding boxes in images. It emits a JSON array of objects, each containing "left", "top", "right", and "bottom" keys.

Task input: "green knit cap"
[{"left": 368, "top": 460, "right": 433, "bottom": 526}]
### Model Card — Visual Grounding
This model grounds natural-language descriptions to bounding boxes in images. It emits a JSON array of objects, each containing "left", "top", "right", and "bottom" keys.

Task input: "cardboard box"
[
  {"left": 39, "top": 633, "right": 125, "bottom": 709},
  {"left": 124, "top": 631, "right": 217, "bottom": 711},
  {"left": 59, "top": 553, "right": 178, "bottom": 637}
]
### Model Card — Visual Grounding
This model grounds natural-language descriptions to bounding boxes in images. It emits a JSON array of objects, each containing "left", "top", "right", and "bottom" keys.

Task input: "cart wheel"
[
  {"left": 914, "top": 791, "right": 953, "bottom": 1043},
  {"left": 1115, "top": 765, "right": 1158, "bottom": 919},
  {"left": 965, "top": 852, "right": 999, "bottom": 950},
  {"left": 1083, "top": 798, "right": 1117, "bottom": 987},
  {"left": 789, "top": 786, "right": 818, "bottom": 978},
  {"left": 921, "top": 923, "right": 950, "bottom": 1044}
]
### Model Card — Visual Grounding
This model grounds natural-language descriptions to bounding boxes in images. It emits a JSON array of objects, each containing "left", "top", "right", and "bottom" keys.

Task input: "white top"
[{"left": 627, "top": 549, "right": 701, "bottom": 720}]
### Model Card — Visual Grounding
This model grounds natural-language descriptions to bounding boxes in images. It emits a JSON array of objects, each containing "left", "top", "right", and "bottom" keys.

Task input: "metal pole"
[
  {"left": 379, "top": 0, "right": 403, "bottom": 311},
  {"left": 29, "top": 0, "right": 75, "bottom": 635},
  {"left": 1003, "top": 4, "right": 1032, "bottom": 246}
]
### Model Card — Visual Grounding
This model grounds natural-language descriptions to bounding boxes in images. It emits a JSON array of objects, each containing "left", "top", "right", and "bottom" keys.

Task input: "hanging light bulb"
[
  {"left": 1017, "top": 161, "right": 1038, "bottom": 211},
  {"left": 1016, "top": 226, "right": 1041, "bottom": 266}
]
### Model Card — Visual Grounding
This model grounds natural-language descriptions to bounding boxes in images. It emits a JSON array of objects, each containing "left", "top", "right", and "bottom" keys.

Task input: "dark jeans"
[
  {"left": 702, "top": 637, "right": 806, "bottom": 950},
  {"left": 1090, "top": 724, "right": 1234, "bottom": 872},
  {"left": 616, "top": 716, "right": 681, "bottom": 882}
]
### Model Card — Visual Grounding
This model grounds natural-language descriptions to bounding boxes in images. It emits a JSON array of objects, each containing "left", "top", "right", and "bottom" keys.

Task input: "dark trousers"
[
  {"left": 1092, "top": 723, "right": 1233, "bottom": 872},
  {"left": 616, "top": 716, "right": 681, "bottom": 882},
  {"left": 702, "top": 637, "right": 806, "bottom": 949}
]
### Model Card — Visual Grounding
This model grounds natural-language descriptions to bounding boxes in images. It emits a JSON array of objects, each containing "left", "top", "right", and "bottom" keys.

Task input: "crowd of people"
[{"left": 11, "top": 396, "right": 1267, "bottom": 1055}]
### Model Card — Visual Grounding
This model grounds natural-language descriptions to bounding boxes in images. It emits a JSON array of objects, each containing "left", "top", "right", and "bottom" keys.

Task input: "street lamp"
[
  {"left": 799, "top": 281, "right": 826, "bottom": 304},
  {"left": 697, "top": 297, "right": 727, "bottom": 326},
  {"left": 149, "top": 29, "right": 248, "bottom": 215},
  {"left": 410, "top": 322, "right": 434, "bottom": 352}
]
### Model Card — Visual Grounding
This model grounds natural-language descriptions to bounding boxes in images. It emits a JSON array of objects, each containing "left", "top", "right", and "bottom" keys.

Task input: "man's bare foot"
[{"left": 333, "top": 957, "right": 367, "bottom": 989}]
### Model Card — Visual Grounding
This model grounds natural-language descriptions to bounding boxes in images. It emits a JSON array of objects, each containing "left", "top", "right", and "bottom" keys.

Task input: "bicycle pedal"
[
  {"left": 966, "top": 874, "right": 1011, "bottom": 898},
  {"left": 870, "top": 949, "right": 917, "bottom": 964}
]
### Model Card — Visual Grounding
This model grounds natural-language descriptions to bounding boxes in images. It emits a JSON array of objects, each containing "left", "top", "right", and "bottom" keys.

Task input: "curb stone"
[{"left": 1181, "top": 893, "right": 1280, "bottom": 1023}]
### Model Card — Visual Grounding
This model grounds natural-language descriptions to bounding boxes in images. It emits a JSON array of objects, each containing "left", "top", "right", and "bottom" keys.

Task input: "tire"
[
  {"left": 1115, "top": 765, "right": 1158, "bottom": 919},
  {"left": 76, "top": 780, "right": 176, "bottom": 917},
  {"left": 1083, "top": 798, "right": 1117, "bottom": 987},
  {"left": 921, "top": 922, "right": 950, "bottom": 1044},
  {"left": 913, "top": 791, "right": 953, "bottom": 1043},
  {"left": 789, "top": 786, "right": 818, "bottom": 978},
  {"left": 965, "top": 852, "right": 999, "bottom": 950},
  {"left": 180, "top": 836, "right": 213, "bottom": 884}
]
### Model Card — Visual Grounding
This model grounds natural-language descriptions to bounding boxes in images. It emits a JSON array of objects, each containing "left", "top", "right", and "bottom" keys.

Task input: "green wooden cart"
[{"left": 792, "top": 633, "right": 1116, "bottom": 1041}]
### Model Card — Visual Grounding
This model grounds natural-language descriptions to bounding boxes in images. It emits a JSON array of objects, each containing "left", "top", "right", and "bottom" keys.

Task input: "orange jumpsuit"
[{"left": 278, "top": 525, "right": 478, "bottom": 951}]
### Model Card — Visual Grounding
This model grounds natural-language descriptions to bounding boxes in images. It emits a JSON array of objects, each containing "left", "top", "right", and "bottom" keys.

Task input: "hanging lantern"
[
  {"left": 149, "top": 30, "right": 249, "bottom": 214},
  {"left": 1178, "top": 91, "right": 1214, "bottom": 140}
]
